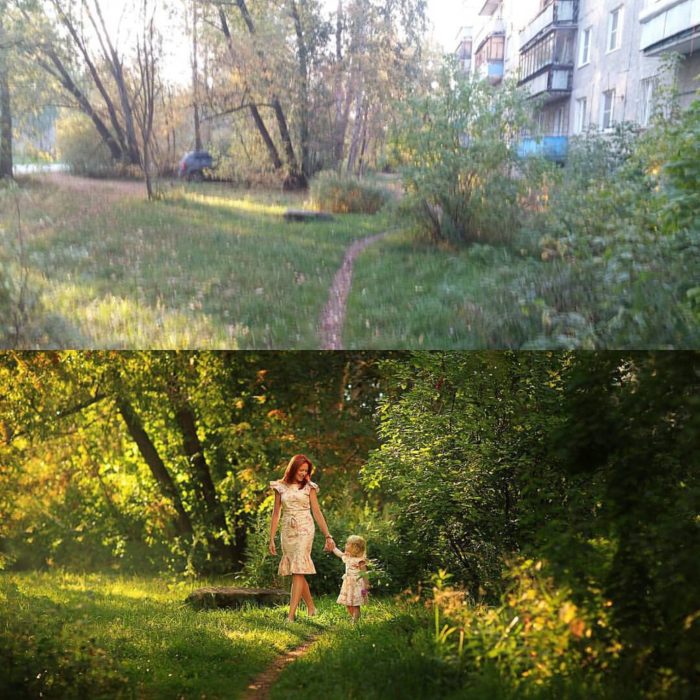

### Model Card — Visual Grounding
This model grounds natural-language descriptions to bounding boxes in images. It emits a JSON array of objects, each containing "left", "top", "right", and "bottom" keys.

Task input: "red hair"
[{"left": 283, "top": 454, "right": 313, "bottom": 489}]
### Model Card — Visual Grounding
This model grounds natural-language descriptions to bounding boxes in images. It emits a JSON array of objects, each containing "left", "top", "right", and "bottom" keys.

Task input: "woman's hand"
[
  {"left": 324, "top": 537, "right": 335, "bottom": 552},
  {"left": 269, "top": 540, "right": 277, "bottom": 556}
]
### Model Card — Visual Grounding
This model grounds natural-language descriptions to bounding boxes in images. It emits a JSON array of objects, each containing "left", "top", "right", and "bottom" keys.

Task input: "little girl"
[{"left": 331, "top": 535, "right": 369, "bottom": 622}]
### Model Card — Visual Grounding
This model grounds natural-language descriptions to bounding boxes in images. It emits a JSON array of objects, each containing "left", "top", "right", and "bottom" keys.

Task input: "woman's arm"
[
  {"left": 269, "top": 491, "right": 281, "bottom": 555},
  {"left": 309, "top": 488, "right": 335, "bottom": 550}
]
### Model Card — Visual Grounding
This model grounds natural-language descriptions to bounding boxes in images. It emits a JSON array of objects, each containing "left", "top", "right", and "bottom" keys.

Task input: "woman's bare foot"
[{"left": 308, "top": 606, "right": 317, "bottom": 617}]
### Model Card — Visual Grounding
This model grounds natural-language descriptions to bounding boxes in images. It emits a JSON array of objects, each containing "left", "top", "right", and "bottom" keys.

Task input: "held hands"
[
  {"left": 323, "top": 536, "right": 335, "bottom": 552},
  {"left": 269, "top": 540, "right": 277, "bottom": 556}
]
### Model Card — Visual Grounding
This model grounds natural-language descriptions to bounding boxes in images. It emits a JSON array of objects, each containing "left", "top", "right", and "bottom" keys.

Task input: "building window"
[
  {"left": 639, "top": 77, "right": 657, "bottom": 126},
  {"left": 579, "top": 27, "right": 591, "bottom": 66},
  {"left": 575, "top": 97, "right": 588, "bottom": 133},
  {"left": 602, "top": 89, "right": 616, "bottom": 129},
  {"left": 607, "top": 7, "right": 622, "bottom": 52}
]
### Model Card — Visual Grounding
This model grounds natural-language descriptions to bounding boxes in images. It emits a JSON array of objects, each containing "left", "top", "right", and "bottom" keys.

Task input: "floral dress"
[
  {"left": 270, "top": 480, "right": 319, "bottom": 576},
  {"left": 332, "top": 547, "right": 368, "bottom": 606}
]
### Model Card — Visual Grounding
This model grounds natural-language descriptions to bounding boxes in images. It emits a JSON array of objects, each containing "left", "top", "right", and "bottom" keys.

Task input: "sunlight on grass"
[
  {"left": 1, "top": 571, "right": 327, "bottom": 699},
  {"left": 176, "top": 191, "right": 289, "bottom": 217},
  {"left": 46, "top": 283, "right": 244, "bottom": 349}
]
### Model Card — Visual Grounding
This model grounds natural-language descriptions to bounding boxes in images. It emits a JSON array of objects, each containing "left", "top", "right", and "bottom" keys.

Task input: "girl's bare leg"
[
  {"left": 347, "top": 605, "right": 360, "bottom": 622},
  {"left": 301, "top": 577, "right": 316, "bottom": 615},
  {"left": 289, "top": 575, "right": 304, "bottom": 620}
]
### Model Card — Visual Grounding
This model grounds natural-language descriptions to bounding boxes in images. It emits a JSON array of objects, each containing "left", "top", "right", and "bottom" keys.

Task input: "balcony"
[
  {"left": 479, "top": 0, "right": 502, "bottom": 16},
  {"left": 520, "top": 1, "right": 578, "bottom": 51},
  {"left": 474, "top": 16, "right": 506, "bottom": 53},
  {"left": 640, "top": 0, "right": 700, "bottom": 55},
  {"left": 517, "top": 135, "right": 569, "bottom": 162},
  {"left": 520, "top": 65, "right": 574, "bottom": 102},
  {"left": 474, "top": 34, "right": 506, "bottom": 85},
  {"left": 475, "top": 58, "right": 505, "bottom": 83}
]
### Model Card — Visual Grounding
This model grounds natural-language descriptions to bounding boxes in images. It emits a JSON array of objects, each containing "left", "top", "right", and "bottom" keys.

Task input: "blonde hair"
[{"left": 346, "top": 535, "right": 367, "bottom": 558}]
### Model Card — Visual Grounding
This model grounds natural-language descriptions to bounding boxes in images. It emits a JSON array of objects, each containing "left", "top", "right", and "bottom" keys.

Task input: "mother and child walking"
[{"left": 269, "top": 454, "right": 369, "bottom": 622}]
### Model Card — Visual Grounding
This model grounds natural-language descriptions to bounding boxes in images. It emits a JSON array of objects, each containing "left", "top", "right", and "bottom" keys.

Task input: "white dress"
[
  {"left": 333, "top": 547, "right": 368, "bottom": 606},
  {"left": 270, "top": 480, "right": 318, "bottom": 576}
]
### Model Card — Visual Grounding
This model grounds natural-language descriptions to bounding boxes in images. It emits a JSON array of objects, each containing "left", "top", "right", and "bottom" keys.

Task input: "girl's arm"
[
  {"left": 332, "top": 547, "right": 344, "bottom": 559},
  {"left": 269, "top": 491, "right": 281, "bottom": 555},
  {"left": 359, "top": 561, "right": 370, "bottom": 593},
  {"left": 309, "top": 488, "right": 335, "bottom": 550}
]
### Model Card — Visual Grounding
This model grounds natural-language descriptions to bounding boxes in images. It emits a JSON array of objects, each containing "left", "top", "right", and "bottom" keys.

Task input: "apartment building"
[
  {"left": 639, "top": 0, "right": 700, "bottom": 108},
  {"left": 464, "top": 0, "right": 698, "bottom": 158}
]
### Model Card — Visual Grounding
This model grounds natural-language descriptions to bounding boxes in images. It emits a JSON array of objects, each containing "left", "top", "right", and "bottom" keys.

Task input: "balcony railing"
[
  {"left": 517, "top": 135, "right": 569, "bottom": 162},
  {"left": 520, "top": 1, "right": 578, "bottom": 50},
  {"left": 474, "top": 16, "right": 506, "bottom": 53},
  {"left": 475, "top": 59, "right": 505, "bottom": 84},
  {"left": 639, "top": 0, "right": 700, "bottom": 55},
  {"left": 520, "top": 66, "right": 574, "bottom": 100}
]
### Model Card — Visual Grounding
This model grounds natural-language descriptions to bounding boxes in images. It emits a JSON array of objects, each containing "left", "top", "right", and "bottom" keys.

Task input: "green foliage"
[
  {"left": 394, "top": 66, "right": 543, "bottom": 246},
  {"left": 429, "top": 559, "right": 621, "bottom": 694},
  {"left": 309, "top": 171, "right": 389, "bottom": 214},
  {"left": 368, "top": 352, "right": 700, "bottom": 695},
  {"left": 508, "top": 111, "right": 700, "bottom": 348},
  {"left": 56, "top": 112, "right": 116, "bottom": 177}
]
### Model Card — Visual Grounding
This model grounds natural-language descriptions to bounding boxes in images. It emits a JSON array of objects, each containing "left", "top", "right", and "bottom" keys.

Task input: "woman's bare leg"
[
  {"left": 289, "top": 574, "right": 304, "bottom": 620},
  {"left": 300, "top": 577, "right": 316, "bottom": 614}
]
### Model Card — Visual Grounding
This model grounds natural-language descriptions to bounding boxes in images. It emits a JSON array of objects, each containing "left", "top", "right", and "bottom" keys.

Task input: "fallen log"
[
  {"left": 284, "top": 209, "right": 334, "bottom": 222},
  {"left": 185, "top": 587, "right": 289, "bottom": 610}
]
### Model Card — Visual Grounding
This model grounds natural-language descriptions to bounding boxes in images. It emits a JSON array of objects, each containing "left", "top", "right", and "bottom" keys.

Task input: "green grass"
[
  {"left": 344, "top": 230, "right": 536, "bottom": 349},
  {"left": 0, "top": 570, "right": 328, "bottom": 699},
  {"left": 1, "top": 179, "right": 386, "bottom": 349}
]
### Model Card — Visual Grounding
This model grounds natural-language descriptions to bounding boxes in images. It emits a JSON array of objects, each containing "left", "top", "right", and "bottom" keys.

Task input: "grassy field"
[
  {"left": 0, "top": 570, "right": 327, "bottom": 698},
  {"left": 0, "top": 177, "right": 385, "bottom": 349},
  {"left": 1, "top": 571, "right": 631, "bottom": 700},
  {"left": 0, "top": 571, "right": 442, "bottom": 700},
  {"left": 344, "top": 230, "right": 535, "bottom": 349}
]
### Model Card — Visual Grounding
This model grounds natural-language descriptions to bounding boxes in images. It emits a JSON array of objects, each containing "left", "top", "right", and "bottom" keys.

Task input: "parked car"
[{"left": 178, "top": 150, "right": 214, "bottom": 182}]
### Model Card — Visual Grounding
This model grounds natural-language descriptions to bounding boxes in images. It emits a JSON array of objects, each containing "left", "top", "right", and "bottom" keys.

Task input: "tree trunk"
[
  {"left": 38, "top": 49, "right": 124, "bottom": 162},
  {"left": 217, "top": 6, "right": 283, "bottom": 171},
  {"left": 116, "top": 397, "right": 195, "bottom": 538},
  {"left": 192, "top": 1, "right": 202, "bottom": 151},
  {"left": 346, "top": 92, "right": 366, "bottom": 174},
  {"left": 170, "top": 391, "right": 242, "bottom": 567},
  {"left": 0, "top": 18, "right": 13, "bottom": 179},
  {"left": 231, "top": 0, "right": 306, "bottom": 189},
  {"left": 290, "top": 1, "right": 310, "bottom": 179}
]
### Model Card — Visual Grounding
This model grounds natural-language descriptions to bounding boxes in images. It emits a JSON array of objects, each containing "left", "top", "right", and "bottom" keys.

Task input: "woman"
[{"left": 269, "top": 454, "right": 335, "bottom": 621}]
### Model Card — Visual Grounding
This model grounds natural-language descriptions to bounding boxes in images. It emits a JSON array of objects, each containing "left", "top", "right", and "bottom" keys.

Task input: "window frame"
[
  {"left": 579, "top": 26, "right": 592, "bottom": 67},
  {"left": 607, "top": 6, "right": 623, "bottom": 53},
  {"left": 602, "top": 89, "right": 616, "bottom": 130}
]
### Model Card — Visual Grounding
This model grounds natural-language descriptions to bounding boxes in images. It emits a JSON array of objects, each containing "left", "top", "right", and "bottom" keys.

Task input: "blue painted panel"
[{"left": 517, "top": 135, "right": 569, "bottom": 162}]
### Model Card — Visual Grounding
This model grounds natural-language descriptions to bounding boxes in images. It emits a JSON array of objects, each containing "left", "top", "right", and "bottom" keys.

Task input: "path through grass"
[
  {"left": 1, "top": 177, "right": 385, "bottom": 348},
  {"left": 0, "top": 571, "right": 327, "bottom": 699}
]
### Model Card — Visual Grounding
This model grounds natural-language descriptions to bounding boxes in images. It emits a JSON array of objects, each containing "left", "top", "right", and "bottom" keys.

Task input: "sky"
[{"left": 94, "top": 0, "right": 474, "bottom": 81}]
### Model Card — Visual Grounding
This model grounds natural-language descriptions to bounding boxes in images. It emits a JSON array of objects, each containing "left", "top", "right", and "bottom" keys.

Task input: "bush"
[
  {"left": 393, "top": 64, "right": 547, "bottom": 247},
  {"left": 309, "top": 171, "right": 389, "bottom": 214},
  {"left": 56, "top": 112, "right": 116, "bottom": 177}
]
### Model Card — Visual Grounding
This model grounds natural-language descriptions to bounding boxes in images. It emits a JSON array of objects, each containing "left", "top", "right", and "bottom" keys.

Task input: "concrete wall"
[{"left": 571, "top": 0, "right": 662, "bottom": 132}]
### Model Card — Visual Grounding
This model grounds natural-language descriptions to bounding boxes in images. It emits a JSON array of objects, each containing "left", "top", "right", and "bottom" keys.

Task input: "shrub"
[
  {"left": 309, "top": 171, "right": 389, "bottom": 214},
  {"left": 428, "top": 561, "right": 623, "bottom": 695},
  {"left": 393, "top": 64, "right": 547, "bottom": 246},
  {"left": 56, "top": 112, "right": 116, "bottom": 177}
]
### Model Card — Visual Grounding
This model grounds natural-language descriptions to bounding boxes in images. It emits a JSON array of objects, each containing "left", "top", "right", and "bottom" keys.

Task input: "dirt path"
[
  {"left": 241, "top": 633, "right": 322, "bottom": 700},
  {"left": 319, "top": 231, "right": 390, "bottom": 350}
]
